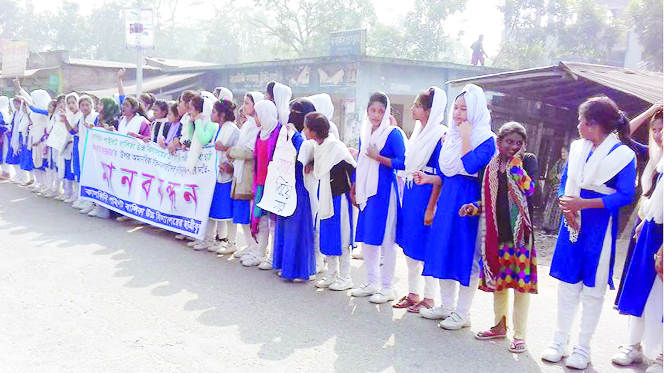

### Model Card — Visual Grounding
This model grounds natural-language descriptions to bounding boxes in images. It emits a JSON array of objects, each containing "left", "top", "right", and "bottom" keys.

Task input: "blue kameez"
[
  {"left": 355, "top": 129, "right": 406, "bottom": 246},
  {"left": 273, "top": 131, "right": 316, "bottom": 280},
  {"left": 19, "top": 133, "right": 34, "bottom": 171},
  {"left": 550, "top": 144, "right": 637, "bottom": 289},
  {"left": 320, "top": 194, "right": 353, "bottom": 256},
  {"left": 422, "top": 137, "right": 495, "bottom": 285},
  {"left": 397, "top": 141, "right": 442, "bottom": 261}
]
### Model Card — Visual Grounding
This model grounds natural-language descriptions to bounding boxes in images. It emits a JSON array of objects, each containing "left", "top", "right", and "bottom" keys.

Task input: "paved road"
[{"left": 0, "top": 182, "right": 646, "bottom": 372}]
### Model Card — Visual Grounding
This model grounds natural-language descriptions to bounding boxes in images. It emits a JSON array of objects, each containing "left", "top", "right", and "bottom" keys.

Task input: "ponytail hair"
[{"left": 579, "top": 96, "right": 641, "bottom": 154}]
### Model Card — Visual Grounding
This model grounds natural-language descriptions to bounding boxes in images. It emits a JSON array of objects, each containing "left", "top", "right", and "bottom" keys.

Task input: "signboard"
[
  {"left": 125, "top": 8, "right": 155, "bottom": 49},
  {"left": 79, "top": 128, "right": 217, "bottom": 239},
  {"left": 329, "top": 29, "right": 366, "bottom": 56},
  {"left": 1, "top": 40, "right": 28, "bottom": 78},
  {"left": 256, "top": 126, "right": 297, "bottom": 216}
]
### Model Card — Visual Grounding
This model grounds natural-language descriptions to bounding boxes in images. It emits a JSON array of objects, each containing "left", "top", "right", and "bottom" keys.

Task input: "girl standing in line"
[
  {"left": 541, "top": 96, "right": 637, "bottom": 370},
  {"left": 195, "top": 99, "right": 240, "bottom": 254},
  {"left": 305, "top": 112, "right": 356, "bottom": 290},
  {"left": 459, "top": 122, "right": 537, "bottom": 353},
  {"left": 0, "top": 96, "right": 11, "bottom": 180},
  {"left": 414, "top": 84, "right": 496, "bottom": 329},
  {"left": 228, "top": 92, "right": 263, "bottom": 259},
  {"left": 7, "top": 97, "right": 24, "bottom": 184},
  {"left": 612, "top": 109, "right": 663, "bottom": 372},
  {"left": 149, "top": 100, "right": 169, "bottom": 143},
  {"left": 57, "top": 93, "right": 83, "bottom": 203},
  {"left": 394, "top": 87, "right": 447, "bottom": 313},
  {"left": 351, "top": 92, "right": 406, "bottom": 304},
  {"left": 272, "top": 98, "right": 317, "bottom": 281},
  {"left": 243, "top": 100, "right": 281, "bottom": 268},
  {"left": 72, "top": 95, "right": 98, "bottom": 212}
]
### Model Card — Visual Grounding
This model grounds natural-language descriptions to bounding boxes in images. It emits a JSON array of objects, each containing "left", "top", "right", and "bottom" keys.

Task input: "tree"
[
  {"left": 252, "top": 0, "right": 377, "bottom": 58},
  {"left": 629, "top": 0, "right": 663, "bottom": 71},
  {"left": 366, "top": 0, "right": 469, "bottom": 62},
  {"left": 494, "top": 0, "right": 624, "bottom": 69},
  {"left": 48, "top": 1, "right": 91, "bottom": 58}
]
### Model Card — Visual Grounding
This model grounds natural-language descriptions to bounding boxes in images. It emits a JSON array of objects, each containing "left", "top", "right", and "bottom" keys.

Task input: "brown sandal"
[
  {"left": 407, "top": 300, "right": 433, "bottom": 313},
  {"left": 392, "top": 296, "right": 417, "bottom": 309}
]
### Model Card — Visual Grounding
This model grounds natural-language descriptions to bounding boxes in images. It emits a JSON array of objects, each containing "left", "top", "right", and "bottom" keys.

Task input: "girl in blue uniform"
[
  {"left": 414, "top": 84, "right": 495, "bottom": 330},
  {"left": 352, "top": 92, "right": 406, "bottom": 304},
  {"left": 612, "top": 109, "right": 663, "bottom": 372},
  {"left": 272, "top": 97, "right": 317, "bottom": 281},
  {"left": 394, "top": 87, "right": 447, "bottom": 313},
  {"left": 0, "top": 96, "right": 11, "bottom": 180},
  {"left": 541, "top": 96, "right": 638, "bottom": 370}
]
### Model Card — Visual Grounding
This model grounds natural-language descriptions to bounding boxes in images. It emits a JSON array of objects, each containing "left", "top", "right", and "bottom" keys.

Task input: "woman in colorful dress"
[{"left": 459, "top": 122, "right": 537, "bottom": 353}]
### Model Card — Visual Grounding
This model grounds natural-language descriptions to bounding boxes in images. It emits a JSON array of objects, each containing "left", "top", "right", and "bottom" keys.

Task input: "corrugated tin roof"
[
  {"left": 83, "top": 72, "right": 204, "bottom": 98},
  {"left": 144, "top": 57, "right": 221, "bottom": 70},
  {"left": 447, "top": 61, "right": 663, "bottom": 112},
  {"left": 67, "top": 58, "right": 160, "bottom": 71}
]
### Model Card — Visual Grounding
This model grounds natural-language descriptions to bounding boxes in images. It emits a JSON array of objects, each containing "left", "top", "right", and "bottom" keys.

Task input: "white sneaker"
[
  {"left": 329, "top": 277, "right": 353, "bottom": 291},
  {"left": 80, "top": 204, "right": 95, "bottom": 214},
  {"left": 192, "top": 240, "right": 211, "bottom": 251},
  {"left": 234, "top": 246, "right": 250, "bottom": 258},
  {"left": 186, "top": 240, "right": 200, "bottom": 248},
  {"left": 88, "top": 206, "right": 110, "bottom": 219},
  {"left": 565, "top": 345, "right": 591, "bottom": 370},
  {"left": 116, "top": 216, "right": 130, "bottom": 222},
  {"left": 351, "top": 284, "right": 380, "bottom": 297},
  {"left": 72, "top": 199, "right": 84, "bottom": 209},
  {"left": 206, "top": 241, "right": 221, "bottom": 252},
  {"left": 64, "top": 195, "right": 77, "bottom": 204},
  {"left": 439, "top": 312, "right": 471, "bottom": 330},
  {"left": 42, "top": 190, "right": 58, "bottom": 198},
  {"left": 242, "top": 255, "right": 262, "bottom": 267},
  {"left": 541, "top": 341, "right": 567, "bottom": 363},
  {"left": 420, "top": 305, "right": 454, "bottom": 320},
  {"left": 54, "top": 193, "right": 66, "bottom": 201},
  {"left": 316, "top": 275, "right": 337, "bottom": 289},
  {"left": 174, "top": 234, "right": 187, "bottom": 240},
  {"left": 217, "top": 242, "right": 238, "bottom": 255},
  {"left": 369, "top": 289, "right": 395, "bottom": 304},
  {"left": 258, "top": 261, "right": 273, "bottom": 270},
  {"left": 612, "top": 344, "right": 643, "bottom": 366},
  {"left": 647, "top": 354, "right": 663, "bottom": 373}
]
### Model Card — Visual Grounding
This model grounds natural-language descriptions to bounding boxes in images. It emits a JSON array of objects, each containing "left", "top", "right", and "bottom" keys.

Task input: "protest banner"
[
  {"left": 79, "top": 128, "right": 217, "bottom": 239},
  {"left": 256, "top": 126, "right": 297, "bottom": 217},
  {"left": 46, "top": 121, "right": 69, "bottom": 153}
]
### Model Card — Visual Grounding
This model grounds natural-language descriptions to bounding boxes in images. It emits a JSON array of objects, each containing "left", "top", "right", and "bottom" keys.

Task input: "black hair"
[
  {"left": 153, "top": 99, "right": 169, "bottom": 115},
  {"left": 245, "top": 92, "right": 258, "bottom": 104},
  {"left": 213, "top": 99, "right": 237, "bottom": 123},
  {"left": 305, "top": 112, "right": 330, "bottom": 139},
  {"left": 266, "top": 81, "right": 276, "bottom": 101},
  {"left": 289, "top": 98, "right": 317, "bottom": 131},
  {"left": 140, "top": 93, "right": 156, "bottom": 109},
  {"left": 415, "top": 88, "right": 435, "bottom": 110},
  {"left": 367, "top": 92, "right": 388, "bottom": 110},
  {"left": 651, "top": 109, "right": 663, "bottom": 125},
  {"left": 498, "top": 121, "right": 527, "bottom": 141},
  {"left": 579, "top": 96, "right": 640, "bottom": 153},
  {"left": 123, "top": 96, "right": 148, "bottom": 118},
  {"left": 179, "top": 90, "right": 196, "bottom": 104},
  {"left": 169, "top": 103, "right": 180, "bottom": 121},
  {"left": 190, "top": 94, "right": 204, "bottom": 114}
]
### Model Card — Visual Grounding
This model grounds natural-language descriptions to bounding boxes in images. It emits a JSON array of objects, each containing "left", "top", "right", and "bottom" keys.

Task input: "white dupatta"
[
  {"left": 314, "top": 136, "right": 356, "bottom": 220},
  {"left": 564, "top": 135, "right": 636, "bottom": 241},
  {"left": 402, "top": 87, "right": 447, "bottom": 185}
]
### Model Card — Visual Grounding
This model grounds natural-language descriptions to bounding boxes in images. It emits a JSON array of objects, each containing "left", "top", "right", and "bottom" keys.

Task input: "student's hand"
[
  {"left": 424, "top": 206, "right": 436, "bottom": 225},
  {"left": 458, "top": 203, "right": 476, "bottom": 217},
  {"left": 348, "top": 147, "right": 359, "bottom": 159},
  {"left": 214, "top": 141, "right": 229, "bottom": 152},
  {"left": 350, "top": 186, "right": 358, "bottom": 207},
  {"left": 221, "top": 162, "right": 234, "bottom": 174},
  {"left": 560, "top": 195, "right": 584, "bottom": 213},
  {"left": 655, "top": 247, "right": 663, "bottom": 281},
  {"left": 413, "top": 171, "right": 429, "bottom": 185},
  {"left": 458, "top": 121, "right": 472, "bottom": 137},
  {"left": 117, "top": 68, "right": 125, "bottom": 80},
  {"left": 366, "top": 143, "right": 380, "bottom": 160},
  {"left": 84, "top": 122, "right": 95, "bottom": 129},
  {"left": 158, "top": 137, "right": 167, "bottom": 148},
  {"left": 142, "top": 137, "right": 150, "bottom": 143},
  {"left": 304, "top": 162, "right": 314, "bottom": 174},
  {"left": 12, "top": 78, "right": 21, "bottom": 90},
  {"left": 634, "top": 219, "right": 646, "bottom": 240},
  {"left": 167, "top": 141, "right": 179, "bottom": 155}
]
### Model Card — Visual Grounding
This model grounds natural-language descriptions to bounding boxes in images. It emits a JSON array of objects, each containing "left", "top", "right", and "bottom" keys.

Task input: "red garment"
[
  {"left": 138, "top": 119, "right": 151, "bottom": 139},
  {"left": 255, "top": 136, "right": 272, "bottom": 185}
]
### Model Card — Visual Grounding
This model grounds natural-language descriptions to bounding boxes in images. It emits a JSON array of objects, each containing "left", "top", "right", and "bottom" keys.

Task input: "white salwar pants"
[
  {"left": 363, "top": 187, "right": 398, "bottom": 291},
  {"left": 554, "top": 219, "right": 613, "bottom": 348},
  {"left": 406, "top": 256, "right": 439, "bottom": 300},
  {"left": 627, "top": 278, "right": 663, "bottom": 359}
]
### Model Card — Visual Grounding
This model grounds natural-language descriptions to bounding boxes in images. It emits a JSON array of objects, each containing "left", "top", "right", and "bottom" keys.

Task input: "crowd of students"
[{"left": 0, "top": 70, "right": 662, "bottom": 371}]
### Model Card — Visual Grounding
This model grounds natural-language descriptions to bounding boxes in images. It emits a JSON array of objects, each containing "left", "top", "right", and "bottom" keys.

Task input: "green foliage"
[
  {"left": 629, "top": 0, "right": 663, "bottom": 71},
  {"left": 494, "top": 0, "right": 625, "bottom": 69}
]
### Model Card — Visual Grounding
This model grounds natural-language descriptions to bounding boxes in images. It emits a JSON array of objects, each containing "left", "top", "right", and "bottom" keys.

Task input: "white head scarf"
[
  {"left": 272, "top": 82, "right": 292, "bottom": 126},
  {"left": 216, "top": 87, "right": 233, "bottom": 101},
  {"left": 255, "top": 100, "right": 279, "bottom": 141},
  {"left": 438, "top": 84, "right": 494, "bottom": 177},
  {"left": 0, "top": 96, "right": 9, "bottom": 123},
  {"left": 403, "top": 87, "right": 447, "bottom": 183},
  {"left": 232, "top": 92, "right": 264, "bottom": 184},
  {"left": 201, "top": 91, "right": 217, "bottom": 103},
  {"left": 308, "top": 93, "right": 340, "bottom": 139},
  {"left": 356, "top": 93, "right": 400, "bottom": 210}
]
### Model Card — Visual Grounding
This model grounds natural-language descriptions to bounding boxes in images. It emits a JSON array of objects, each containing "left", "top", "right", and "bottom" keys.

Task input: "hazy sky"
[{"left": 30, "top": 0, "right": 504, "bottom": 57}]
